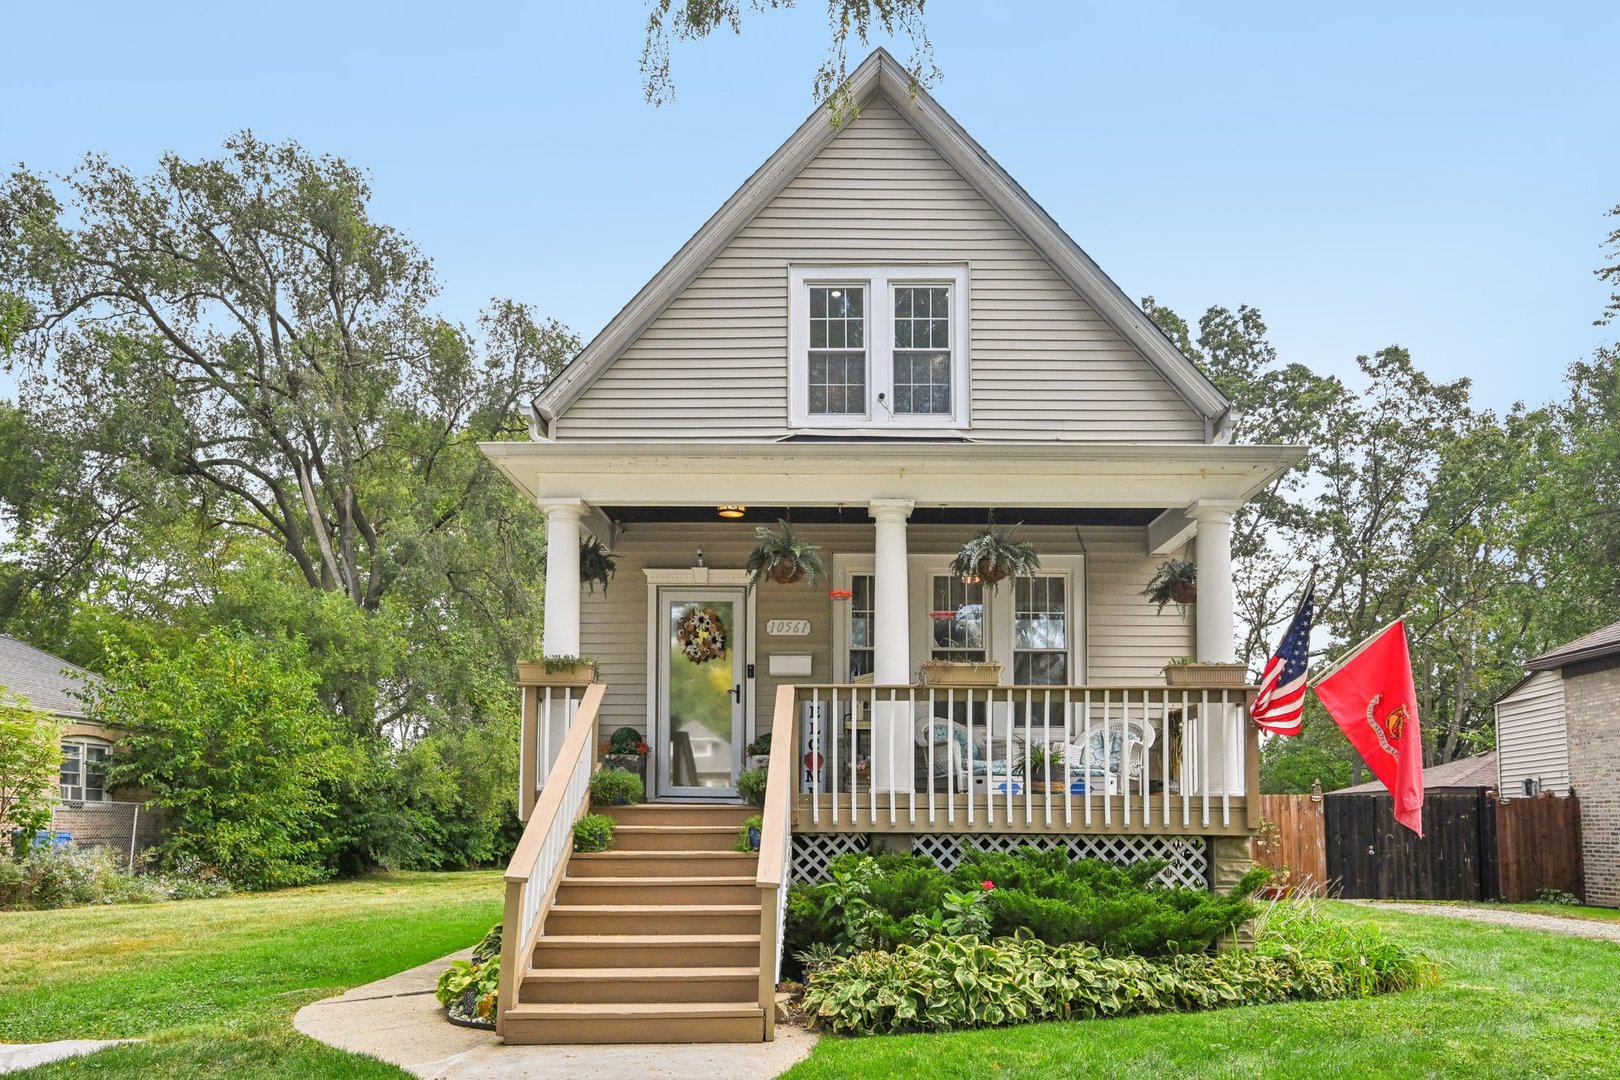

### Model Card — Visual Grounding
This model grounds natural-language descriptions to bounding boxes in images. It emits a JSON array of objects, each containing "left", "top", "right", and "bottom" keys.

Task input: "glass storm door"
[{"left": 657, "top": 589, "right": 746, "bottom": 798}]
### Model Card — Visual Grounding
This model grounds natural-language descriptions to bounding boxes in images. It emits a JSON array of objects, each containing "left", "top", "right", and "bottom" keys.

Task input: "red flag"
[{"left": 1313, "top": 621, "right": 1425, "bottom": 836}]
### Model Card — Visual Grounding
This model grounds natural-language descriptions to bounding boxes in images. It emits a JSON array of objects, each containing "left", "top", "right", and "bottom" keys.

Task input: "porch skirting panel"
[{"left": 789, "top": 831, "right": 1211, "bottom": 890}]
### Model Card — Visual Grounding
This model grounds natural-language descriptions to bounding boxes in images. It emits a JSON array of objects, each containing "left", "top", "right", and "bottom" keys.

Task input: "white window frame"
[
  {"left": 60, "top": 735, "right": 112, "bottom": 802},
  {"left": 788, "top": 264, "right": 971, "bottom": 432}
]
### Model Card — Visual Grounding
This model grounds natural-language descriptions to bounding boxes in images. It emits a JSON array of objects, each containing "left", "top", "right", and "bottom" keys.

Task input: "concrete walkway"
[
  {"left": 1362, "top": 901, "right": 1620, "bottom": 943},
  {"left": 0, "top": 1040, "right": 135, "bottom": 1075},
  {"left": 293, "top": 950, "right": 818, "bottom": 1080}
]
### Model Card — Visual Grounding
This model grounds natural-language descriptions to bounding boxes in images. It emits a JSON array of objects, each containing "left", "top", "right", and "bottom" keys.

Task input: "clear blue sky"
[{"left": 3, "top": 1, "right": 1615, "bottom": 413}]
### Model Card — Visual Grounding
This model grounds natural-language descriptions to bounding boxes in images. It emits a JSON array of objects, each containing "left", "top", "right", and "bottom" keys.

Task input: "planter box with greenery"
[
  {"left": 517, "top": 656, "right": 599, "bottom": 685},
  {"left": 919, "top": 659, "right": 1003, "bottom": 687},
  {"left": 1163, "top": 659, "right": 1250, "bottom": 687},
  {"left": 744, "top": 732, "right": 772, "bottom": 772},
  {"left": 589, "top": 767, "right": 644, "bottom": 806}
]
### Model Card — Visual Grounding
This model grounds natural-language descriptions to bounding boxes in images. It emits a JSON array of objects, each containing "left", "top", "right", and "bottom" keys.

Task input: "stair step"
[
  {"left": 609, "top": 824, "right": 742, "bottom": 852},
  {"left": 556, "top": 876, "right": 758, "bottom": 906},
  {"left": 566, "top": 851, "right": 757, "bottom": 878},
  {"left": 607, "top": 804, "right": 755, "bottom": 827},
  {"left": 533, "top": 934, "right": 760, "bottom": 968},
  {"left": 522, "top": 965, "right": 758, "bottom": 1004},
  {"left": 500, "top": 1001, "right": 764, "bottom": 1044},
  {"left": 544, "top": 904, "right": 759, "bottom": 936}
]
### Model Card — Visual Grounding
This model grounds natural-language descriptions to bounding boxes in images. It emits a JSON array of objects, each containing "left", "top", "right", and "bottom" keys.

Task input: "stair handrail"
[
  {"left": 755, "top": 685, "right": 797, "bottom": 1042},
  {"left": 496, "top": 681, "right": 606, "bottom": 1041}
]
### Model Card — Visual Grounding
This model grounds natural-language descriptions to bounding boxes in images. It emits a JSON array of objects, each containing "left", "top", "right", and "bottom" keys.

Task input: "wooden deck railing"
[
  {"left": 496, "top": 682, "right": 606, "bottom": 1040},
  {"left": 517, "top": 679, "right": 594, "bottom": 820},
  {"left": 786, "top": 683, "right": 1260, "bottom": 837},
  {"left": 755, "top": 685, "right": 797, "bottom": 1042}
]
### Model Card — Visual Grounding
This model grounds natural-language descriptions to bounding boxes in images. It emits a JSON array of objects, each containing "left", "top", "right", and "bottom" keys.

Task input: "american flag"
[{"left": 1252, "top": 585, "right": 1314, "bottom": 736}]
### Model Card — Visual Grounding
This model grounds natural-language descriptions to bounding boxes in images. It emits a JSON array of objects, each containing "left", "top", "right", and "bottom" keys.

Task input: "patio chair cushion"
[{"left": 922, "top": 721, "right": 1012, "bottom": 778}]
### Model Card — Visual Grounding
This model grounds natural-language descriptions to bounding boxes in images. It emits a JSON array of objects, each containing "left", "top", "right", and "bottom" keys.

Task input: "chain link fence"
[{"left": 45, "top": 800, "right": 163, "bottom": 869}]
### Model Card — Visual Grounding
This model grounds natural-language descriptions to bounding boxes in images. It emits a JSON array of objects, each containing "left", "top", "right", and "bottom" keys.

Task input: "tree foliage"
[
  {"left": 0, "top": 689, "right": 60, "bottom": 855},
  {"left": 641, "top": 0, "right": 936, "bottom": 119}
]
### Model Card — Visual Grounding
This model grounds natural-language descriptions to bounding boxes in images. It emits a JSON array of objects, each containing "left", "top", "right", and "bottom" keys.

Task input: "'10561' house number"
[{"left": 765, "top": 619, "right": 811, "bottom": 637}]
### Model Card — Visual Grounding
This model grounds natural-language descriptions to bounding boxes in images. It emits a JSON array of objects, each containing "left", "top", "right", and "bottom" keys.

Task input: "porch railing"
[
  {"left": 784, "top": 683, "right": 1260, "bottom": 836},
  {"left": 497, "top": 682, "right": 606, "bottom": 1040},
  {"left": 756, "top": 686, "right": 798, "bottom": 1042},
  {"left": 518, "top": 679, "right": 591, "bottom": 820}
]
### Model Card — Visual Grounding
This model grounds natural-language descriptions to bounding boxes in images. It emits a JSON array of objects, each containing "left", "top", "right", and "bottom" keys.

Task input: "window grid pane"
[
  {"left": 893, "top": 286, "right": 951, "bottom": 415},
  {"left": 1013, "top": 576, "right": 1067, "bottom": 685},
  {"left": 808, "top": 286, "right": 867, "bottom": 415},
  {"left": 849, "top": 573, "right": 875, "bottom": 680},
  {"left": 930, "top": 574, "right": 985, "bottom": 661}
]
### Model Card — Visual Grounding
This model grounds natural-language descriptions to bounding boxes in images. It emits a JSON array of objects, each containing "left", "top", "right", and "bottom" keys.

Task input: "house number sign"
[{"left": 765, "top": 619, "right": 812, "bottom": 637}]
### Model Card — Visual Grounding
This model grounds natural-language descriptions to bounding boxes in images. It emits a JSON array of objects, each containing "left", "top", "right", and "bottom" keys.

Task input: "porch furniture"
[
  {"left": 915, "top": 715, "right": 1022, "bottom": 792},
  {"left": 1067, "top": 714, "right": 1157, "bottom": 788}
]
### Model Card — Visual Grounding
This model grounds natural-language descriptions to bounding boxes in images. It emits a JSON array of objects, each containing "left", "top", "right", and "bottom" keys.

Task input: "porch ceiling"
[{"left": 480, "top": 439, "right": 1306, "bottom": 510}]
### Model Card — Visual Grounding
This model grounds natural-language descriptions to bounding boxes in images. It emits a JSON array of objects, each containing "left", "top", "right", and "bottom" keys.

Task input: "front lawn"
[
  {"left": 0, "top": 871, "right": 502, "bottom": 1078},
  {"left": 785, "top": 900, "right": 1620, "bottom": 1079}
]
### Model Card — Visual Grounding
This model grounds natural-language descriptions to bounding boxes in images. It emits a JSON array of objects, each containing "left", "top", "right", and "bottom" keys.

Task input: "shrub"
[
  {"left": 802, "top": 918, "right": 1438, "bottom": 1035},
  {"left": 589, "top": 768, "right": 643, "bottom": 805},
  {"left": 735, "top": 814, "right": 764, "bottom": 852},
  {"left": 0, "top": 690, "right": 61, "bottom": 856},
  {"left": 737, "top": 768, "right": 769, "bottom": 806},
  {"left": 0, "top": 844, "right": 233, "bottom": 910},
  {"left": 572, "top": 813, "right": 615, "bottom": 853}
]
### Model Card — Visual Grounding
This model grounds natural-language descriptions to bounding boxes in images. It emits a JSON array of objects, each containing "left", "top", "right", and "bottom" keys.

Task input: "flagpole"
[{"left": 1310, "top": 609, "right": 1416, "bottom": 685}]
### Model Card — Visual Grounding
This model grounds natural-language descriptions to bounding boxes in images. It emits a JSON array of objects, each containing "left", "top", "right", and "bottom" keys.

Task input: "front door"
[{"left": 656, "top": 588, "right": 747, "bottom": 798}]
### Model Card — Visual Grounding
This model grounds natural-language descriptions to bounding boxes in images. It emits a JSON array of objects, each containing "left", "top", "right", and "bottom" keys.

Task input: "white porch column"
[
  {"left": 540, "top": 498, "right": 584, "bottom": 657},
  {"left": 869, "top": 499, "right": 914, "bottom": 794},
  {"left": 1192, "top": 502, "right": 1237, "bottom": 663}
]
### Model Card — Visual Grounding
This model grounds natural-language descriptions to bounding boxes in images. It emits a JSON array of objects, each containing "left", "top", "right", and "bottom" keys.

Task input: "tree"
[
  {"left": 641, "top": 0, "right": 936, "bottom": 118},
  {"left": 0, "top": 690, "right": 59, "bottom": 855},
  {"left": 90, "top": 628, "right": 350, "bottom": 889}
]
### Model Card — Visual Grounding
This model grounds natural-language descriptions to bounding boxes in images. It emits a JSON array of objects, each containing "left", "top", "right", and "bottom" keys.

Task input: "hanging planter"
[
  {"left": 948, "top": 516, "right": 1040, "bottom": 591},
  {"left": 746, "top": 520, "right": 825, "bottom": 588},
  {"left": 1143, "top": 560, "right": 1198, "bottom": 614},
  {"left": 580, "top": 537, "right": 617, "bottom": 594}
]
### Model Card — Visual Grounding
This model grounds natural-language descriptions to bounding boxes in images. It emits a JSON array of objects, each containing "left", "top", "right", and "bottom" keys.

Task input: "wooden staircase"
[{"left": 501, "top": 803, "right": 768, "bottom": 1044}]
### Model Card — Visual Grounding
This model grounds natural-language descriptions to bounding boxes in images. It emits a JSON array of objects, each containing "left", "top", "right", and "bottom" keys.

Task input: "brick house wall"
[{"left": 1564, "top": 657, "right": 1620, "bottom": 906}]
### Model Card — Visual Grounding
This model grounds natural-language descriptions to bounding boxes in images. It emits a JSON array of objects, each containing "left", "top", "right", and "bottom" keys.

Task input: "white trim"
[
  {"left": 788, "top": 265, "right": 970, "bottom": 431},
  {"left": 530, "top": 48, "right": 1230, "bottom": 429},
  {"left": 643, "top": 568, "right": 753, "bottom": 586}
]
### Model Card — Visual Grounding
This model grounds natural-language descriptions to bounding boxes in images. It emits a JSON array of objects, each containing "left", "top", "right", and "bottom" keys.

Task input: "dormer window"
[{"left": 789, "top": 265, "right": 969, "bottom": 430}]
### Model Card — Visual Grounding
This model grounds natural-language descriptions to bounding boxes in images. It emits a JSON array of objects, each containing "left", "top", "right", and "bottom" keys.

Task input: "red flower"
[
  {"left": 982, "top": 880, "right": 995, "bottom": 891},
  {"left": 635, "top": 742, "right": 650, "bottom": 755}
]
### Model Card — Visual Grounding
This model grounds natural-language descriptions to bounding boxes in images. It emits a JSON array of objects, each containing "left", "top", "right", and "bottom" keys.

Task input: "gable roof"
[
  {"left": 0, "top": 635, "right": 99, "bottom": 719},
  {"left": 1526, "top": 619, "right": 1620, "bottom": 671},
  {"left": 533, "top": 48, "right": 1231, "bottom": 433},
  {"left": 1334, "top": 750, "right": 1500, "bottom": 795}
]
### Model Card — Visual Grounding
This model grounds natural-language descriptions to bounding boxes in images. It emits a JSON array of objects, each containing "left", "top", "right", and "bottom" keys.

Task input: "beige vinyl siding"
[
  {"left": 556, "top": 99, "right": 1206, "bottom": 443},
  {"left": 1495, "top": 670, "right": 1571, "bottom": 797},
  {"left": 578, "top": 522, "right": 1193, "bottom": 740}
]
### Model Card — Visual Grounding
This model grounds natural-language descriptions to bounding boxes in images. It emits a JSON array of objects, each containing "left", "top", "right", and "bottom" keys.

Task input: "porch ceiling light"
[{"left": 717, "top": 505, "right": 747, "bottom": 519}]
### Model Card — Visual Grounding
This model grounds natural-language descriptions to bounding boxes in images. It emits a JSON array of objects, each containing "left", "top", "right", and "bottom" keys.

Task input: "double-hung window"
[
  {"left": 60, "top": 737, "right": 110, "bottom": 802},
  {"left": 790, "top": 265, "right": 970, "bottom": 430}
]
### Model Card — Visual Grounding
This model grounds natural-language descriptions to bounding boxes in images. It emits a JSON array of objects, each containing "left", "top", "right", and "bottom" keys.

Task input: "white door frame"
[{"left": 644, "top": 569, "right": 756, "bottom": 800}]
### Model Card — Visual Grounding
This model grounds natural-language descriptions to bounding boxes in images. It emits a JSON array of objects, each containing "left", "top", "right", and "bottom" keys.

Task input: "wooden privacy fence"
[
  {"left": 1250, "top": 794, "right": 1327, "bottom": 890},
  {"left": 1256, "top": 789, "right": 1582, "bottom": 901}
]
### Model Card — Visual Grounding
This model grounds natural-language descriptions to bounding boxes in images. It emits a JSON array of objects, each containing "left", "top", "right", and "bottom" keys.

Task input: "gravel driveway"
[{"left": 1360, "top": 901, "right": 1620, "bottom": 942}]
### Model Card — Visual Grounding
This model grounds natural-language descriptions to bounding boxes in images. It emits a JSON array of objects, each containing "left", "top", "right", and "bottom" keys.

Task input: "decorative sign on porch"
[
  {"left": 676, "top": 606, "right": 727, "bottom": 664},
  {"left": 765, "top": 619, "right": 812, "bottom": 637}
]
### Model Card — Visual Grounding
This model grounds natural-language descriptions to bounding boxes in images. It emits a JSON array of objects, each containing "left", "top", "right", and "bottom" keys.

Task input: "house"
[
  {"left": 0, "top": 635, "right": 159, "bottom": 862},
  {"left": 1495, "top": 619, "right": 1620, "bottom": 905},
  {"left": 1335, "top": 750, "right": 1501, "bottom": 796},
  {"left": 480, "top": 49, "right": 1303, "bottom": 1043}
]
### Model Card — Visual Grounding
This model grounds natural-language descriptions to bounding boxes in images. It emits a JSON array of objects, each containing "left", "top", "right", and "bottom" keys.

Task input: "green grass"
[
  {"left": 0, "top": 871, "right": 502, "bottom": 1078},
  {"left": 784, "top": 900, "right": 1620, "bottom": 1080}
]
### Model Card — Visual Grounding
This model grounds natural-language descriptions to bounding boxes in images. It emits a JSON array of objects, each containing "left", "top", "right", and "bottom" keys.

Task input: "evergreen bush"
[
  {"left": 588, "top": 768, "right": 643, "bottom": 805},
  {"left": 572, "top": 813, "right": 615, "bottom": 853}
]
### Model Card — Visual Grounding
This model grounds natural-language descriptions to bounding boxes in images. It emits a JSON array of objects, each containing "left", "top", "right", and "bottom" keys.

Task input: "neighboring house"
[
  {"left": 0, "top": 635, "right": 159, "bottom": 860},
  {"left": 1495, "top": 619, "right": 1620, "bottom": 906},
  {"left": 480, "top": 49, "right": 1303, "bottom": 1043},
  {"left": 1335, "top": 750, "right": 1500, "bottom": 796}
]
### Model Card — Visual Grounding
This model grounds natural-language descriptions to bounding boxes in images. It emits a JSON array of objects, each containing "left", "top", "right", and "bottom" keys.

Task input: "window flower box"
[
  {"left": 919, "top": 660, "right": 1003, "bottom": 688},
  {"left": 1162, "top": 661, "right": 1249, "bottom": 687}
]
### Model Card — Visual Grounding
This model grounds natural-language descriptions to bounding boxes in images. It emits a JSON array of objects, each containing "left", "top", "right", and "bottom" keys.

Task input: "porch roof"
[{"left": 479, "top": 439, "right": 1305, "bottom": 513}]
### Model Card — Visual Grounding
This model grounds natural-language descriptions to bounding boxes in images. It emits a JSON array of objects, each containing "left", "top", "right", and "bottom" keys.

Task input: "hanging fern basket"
[{"left": 768, "top": 560, "right": 806, "bottom": 585}]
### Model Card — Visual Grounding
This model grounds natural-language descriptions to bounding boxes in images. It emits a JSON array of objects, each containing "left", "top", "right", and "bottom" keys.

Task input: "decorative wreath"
[{"left": 677, "top": 606, "right": 728, "bottom": 665}]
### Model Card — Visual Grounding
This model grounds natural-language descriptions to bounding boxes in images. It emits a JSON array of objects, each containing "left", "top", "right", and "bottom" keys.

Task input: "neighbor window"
[
  {"left": 60, "top": 737, "right": 110, "bottom": 802},
  {"left": 790, "top": 265, "right": 969, "bottom": 429}
]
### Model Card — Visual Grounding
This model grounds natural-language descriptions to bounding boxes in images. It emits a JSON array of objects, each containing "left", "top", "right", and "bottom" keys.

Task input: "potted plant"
[
  {"left": 746, "top": 520, "right": 825, "bottom": 587},
  {"left": 580, "top": 537, "right": 617, "bottom": 594},
  {"left": 734, "top": 813, "right": 764, "bottom": 852},
  {"left": 1162, "top": 656, "right": 1250, "bottom": 687},
  {"left": 517, "top": 655, "right": 599, "bottom": 684},
  {"left": 1143, "top": 559, "right": 1198, "bottom": 613},
  {"left": 744, "top": 732, "right": 772, "bottom": 772},
  {"left": 919, "top": 658, "right": 1004, "bottom": 687},
  {"left": 572, "top": 813, "right": 616, "bottom": 853},
  {"left": 948, "top": 519, "right": 1040, "bottom": 589},
  {"left": 589, "top": 767, "right": 644, "bottom": 806},
  {"left": 601, "top": 726, "right": 650, "bottom": 789},
  {"left": 737, "top": 767, "right": 769, "bottom": 807},
  {"left": 1020, "top": 743, "right": 1067, "bottom": 793}
]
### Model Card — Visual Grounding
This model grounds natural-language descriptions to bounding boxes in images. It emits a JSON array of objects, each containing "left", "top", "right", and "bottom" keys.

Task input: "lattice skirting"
[
  {"left": 909, "top": 833, "right": 1210, "bottom": 889},
  {"left": 790, "top": 833, "right": 871, "bottom": 882}
]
